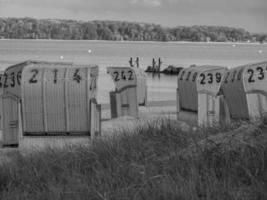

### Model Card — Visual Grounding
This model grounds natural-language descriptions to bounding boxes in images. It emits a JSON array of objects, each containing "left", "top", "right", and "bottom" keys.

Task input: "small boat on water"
[
  {"left": 160, "top": 65, "right": 183, "bottom": 75},
  {"left": 145, "top": 65, "right": 183, "bottom": 75},
  {"left": 144, "top": 58, "right": 183, "bottom": 75},
  {"left": 128, "top": 57, "right": 183, "bottom": 75}
]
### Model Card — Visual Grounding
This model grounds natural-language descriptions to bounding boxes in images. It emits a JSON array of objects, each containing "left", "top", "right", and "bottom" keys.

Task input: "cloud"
[
  {"left": 0, "top": 0, "right": 10, "bottom": 3},
  {"left": 130, "top": 0, "right": 161, "bottom": 7}
]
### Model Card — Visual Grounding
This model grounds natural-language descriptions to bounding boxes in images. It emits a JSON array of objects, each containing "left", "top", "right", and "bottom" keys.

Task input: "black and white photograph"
[{"left": 0, "top": 0, "right": 267, "bottom": 199}]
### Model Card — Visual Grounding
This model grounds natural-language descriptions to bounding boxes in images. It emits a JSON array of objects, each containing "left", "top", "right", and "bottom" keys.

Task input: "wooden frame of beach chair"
[
  {"left": 1, "top": 60, "right": 101, "bottom": 147},
  {"left": 0, "top": 71, "right": 3, "bottom": 143},
  {"left": 221, "top": 61, "right": 267, "bottom": 122},
  {"left": 107, "top": 66, "right": 139, "bottom": 118},
  {"left": 177, "top": 65, "right": 229, "bottom": 127}
]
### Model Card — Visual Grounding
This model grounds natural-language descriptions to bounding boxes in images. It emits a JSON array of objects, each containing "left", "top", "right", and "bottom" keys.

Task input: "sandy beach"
[
  {"left": 0, "top": 104, "right": 180, "bottom": 165},
  {"left": 0, "top": 100, "right": 180, "bottom": 164}
]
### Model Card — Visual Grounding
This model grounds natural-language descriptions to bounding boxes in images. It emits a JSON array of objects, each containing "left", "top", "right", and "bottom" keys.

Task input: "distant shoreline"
[{"left": 0, "top": 38, "right": 265, "bottom": 45}]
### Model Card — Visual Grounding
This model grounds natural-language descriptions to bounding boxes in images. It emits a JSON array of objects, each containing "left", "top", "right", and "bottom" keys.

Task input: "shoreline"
[
  {"left": 0, "top": 38, "right": 265, "bottom": 45},
  {"left": 101, "top": 100, "right": 176, "bottom": 110}
]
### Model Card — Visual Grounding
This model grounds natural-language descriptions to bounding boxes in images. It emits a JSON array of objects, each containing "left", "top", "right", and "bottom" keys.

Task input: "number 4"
[{"left": 121, "top": 71, "right": 126, "bottom": 80}]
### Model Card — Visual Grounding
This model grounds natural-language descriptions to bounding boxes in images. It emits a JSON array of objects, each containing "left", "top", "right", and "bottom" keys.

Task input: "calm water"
[{"left": 0, "top": 39, "right": 266, "bottom": 103}]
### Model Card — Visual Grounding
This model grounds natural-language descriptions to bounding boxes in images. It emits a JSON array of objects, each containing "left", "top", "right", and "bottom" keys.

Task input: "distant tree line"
[{"left": 0, "top": 17, "right": 266, "bottom": 43}]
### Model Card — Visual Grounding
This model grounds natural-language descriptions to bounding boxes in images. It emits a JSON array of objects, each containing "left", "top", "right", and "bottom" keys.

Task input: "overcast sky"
[{"left": 0, "top": 0, "right": 266, "bottom": 33}]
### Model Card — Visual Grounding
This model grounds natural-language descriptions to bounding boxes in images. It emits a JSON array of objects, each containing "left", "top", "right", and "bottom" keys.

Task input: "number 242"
[{"left": 113, "top": 71, "right": 134, "bottom": 82}]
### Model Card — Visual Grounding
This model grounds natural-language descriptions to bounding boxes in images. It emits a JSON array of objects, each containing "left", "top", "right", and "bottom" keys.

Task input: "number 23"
[{"left": 247, "top": 66, "right": 264, "bottom": 83}]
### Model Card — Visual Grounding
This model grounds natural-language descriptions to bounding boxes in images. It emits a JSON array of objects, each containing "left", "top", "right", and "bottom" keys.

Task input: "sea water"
[{"left": 0, "top": 40, "right": 266, "bottom": 103}]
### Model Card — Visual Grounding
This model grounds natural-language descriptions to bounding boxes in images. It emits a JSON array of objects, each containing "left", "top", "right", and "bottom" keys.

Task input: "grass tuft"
[{"left": 0, "top": 118, "right": 267, "bottom": 200}]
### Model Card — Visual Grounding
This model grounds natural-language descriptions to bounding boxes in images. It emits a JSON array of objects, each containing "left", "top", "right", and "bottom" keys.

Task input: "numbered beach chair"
[
  {"left": 107, "top": 67, "right": 139, "bottom": 118},
  {"left": 221, "top": 61, "right": 267, "bottom": 121},
  {"left": 133, "top": 67, "right": 148, "bottom": 106},
  {"left": 0, "top": 71, "right": 3, "bottom": 143},
  {"left": 177, "top": 65, "right": 229, "bottom": 127},
  {"left": 1, "top": 60, "right": 101, "bottom": 147}
]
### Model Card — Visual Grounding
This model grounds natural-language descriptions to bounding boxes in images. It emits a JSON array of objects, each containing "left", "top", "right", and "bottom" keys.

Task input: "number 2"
[
  {"left": 247, "top": 69, "right": 255, "bottom": 83},
  {"left": 200, "top": 73, "right": 205, "bottom": 84},
  {"left": 128, "top": 71, "right": 134, "bottom": 80},
  {"left": 114, "top": 72, "right": 119, "bottom": 82},
  {"left": 29, "top": 69, "right": 39, "bottom": 83}
]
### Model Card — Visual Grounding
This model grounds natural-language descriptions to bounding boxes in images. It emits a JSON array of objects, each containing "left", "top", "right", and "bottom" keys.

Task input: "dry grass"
[{"left": 0, "top": 118, "right": 266, "bottom": 200}]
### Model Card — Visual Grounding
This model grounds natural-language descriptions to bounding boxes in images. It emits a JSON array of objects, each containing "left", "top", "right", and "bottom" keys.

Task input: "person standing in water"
[
  {"left": 129, "top": 57, "right": 134, "bottom": 67},
  {"left": 158, "top": 58, "right": 162, "bottom": 72},
  {"left": 135, "top": 57, "right": 139, "bottom": 68},
  {"left": 152, "top": 58, "right": 156, "bottom": 71}
]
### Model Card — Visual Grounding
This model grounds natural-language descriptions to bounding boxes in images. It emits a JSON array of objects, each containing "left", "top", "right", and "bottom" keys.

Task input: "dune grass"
[{"left": 0, "top": 118, "right": 266, "bottom": 200}]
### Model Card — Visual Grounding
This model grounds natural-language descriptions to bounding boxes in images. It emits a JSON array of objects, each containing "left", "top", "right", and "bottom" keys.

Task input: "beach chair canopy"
[
  {"left": 3, "top": 60, "right": 99, "bottom": 135},
  {"left": 221, "top": 61, "right": 267, "bottom": 119},
  {"left": 178, "top": 65, "right": 227, "bottom": 112}
]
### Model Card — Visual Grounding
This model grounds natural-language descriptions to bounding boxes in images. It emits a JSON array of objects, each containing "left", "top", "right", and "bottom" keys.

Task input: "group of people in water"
[
  {"left": 151, "top": 58, "right": 162, "bottom": 72},
  {"left": 129, "top": 57, "right": 140, "bottom": 68},
  {"left": 129, "top": 57, "right": 183, "bottom": 76},
  {"left": 129, "top": 57, "right": 162, "bottom": 72}
]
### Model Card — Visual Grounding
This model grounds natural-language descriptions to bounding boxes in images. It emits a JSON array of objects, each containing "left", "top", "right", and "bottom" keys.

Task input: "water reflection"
[{"left": 151, "top": 72, "right": 161, "bottom": 79}]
